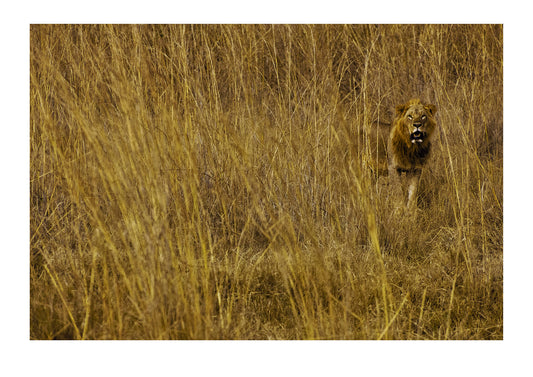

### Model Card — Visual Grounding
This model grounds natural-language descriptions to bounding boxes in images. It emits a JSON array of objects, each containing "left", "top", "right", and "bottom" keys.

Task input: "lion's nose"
[{"left": 413, "top": 122, "right": 422, "bottom": 128}]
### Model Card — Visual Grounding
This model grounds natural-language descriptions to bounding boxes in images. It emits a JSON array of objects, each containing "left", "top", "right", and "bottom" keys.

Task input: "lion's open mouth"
[{"left": 410, "top": 131, "right": 425, "bottom": 143}]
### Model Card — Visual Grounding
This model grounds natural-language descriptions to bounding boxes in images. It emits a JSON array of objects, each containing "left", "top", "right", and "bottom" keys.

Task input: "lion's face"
[{"left": 396, "top": 101, "right": 437, "bottom": 144}]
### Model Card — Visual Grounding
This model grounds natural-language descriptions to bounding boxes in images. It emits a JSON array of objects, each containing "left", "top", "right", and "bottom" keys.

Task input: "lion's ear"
[
  {"left": 425, "top": 104, "right": 437, "bottom": 116},
  {"left": 395, "top": 104, "right": 408, "bottom": 116}
]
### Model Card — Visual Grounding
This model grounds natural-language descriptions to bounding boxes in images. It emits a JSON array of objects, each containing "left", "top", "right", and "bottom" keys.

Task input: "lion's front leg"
[
  {"left": 406, "top": 169, "right": 421, "bottom": 209},
  {"left": 388, "top": 164, "right": 404, "bottom": 207},
  {"left": 388, "top": 164, "right": 400, "bottom": 186}
]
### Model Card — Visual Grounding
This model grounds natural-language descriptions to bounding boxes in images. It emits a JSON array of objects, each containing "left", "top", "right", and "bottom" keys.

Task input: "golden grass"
[{"left": 30, "top": 24, "right": 502, "bottom": 340}]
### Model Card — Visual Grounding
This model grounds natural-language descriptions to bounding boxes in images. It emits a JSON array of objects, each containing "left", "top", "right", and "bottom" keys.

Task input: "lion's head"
[{"left": 395, "top": 99, "right": 437, "bottom": 145}]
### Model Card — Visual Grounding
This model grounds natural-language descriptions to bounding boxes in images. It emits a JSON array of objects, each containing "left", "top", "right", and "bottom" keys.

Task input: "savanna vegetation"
[{"left": 30, "top": 24, "right": 503, "bottom": 340}]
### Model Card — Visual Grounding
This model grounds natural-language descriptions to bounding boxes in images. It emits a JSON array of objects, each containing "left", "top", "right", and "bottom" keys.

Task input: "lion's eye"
[
  {"left": 421, "top": 115, "right": 427, "bottom": 120},
  {"left": 407, "top": 115, "right": 413, "bottom": 120}
]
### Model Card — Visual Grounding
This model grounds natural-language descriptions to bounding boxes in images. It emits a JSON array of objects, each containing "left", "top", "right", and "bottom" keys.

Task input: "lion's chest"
[{"left": 391, "top": 139, "right": 431, "bottom": 169}]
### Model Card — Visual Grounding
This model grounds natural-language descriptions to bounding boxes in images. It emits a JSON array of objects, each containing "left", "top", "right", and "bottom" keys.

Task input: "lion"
[{"left": 388, "top": 99, "right": 437, "bottom": 209}]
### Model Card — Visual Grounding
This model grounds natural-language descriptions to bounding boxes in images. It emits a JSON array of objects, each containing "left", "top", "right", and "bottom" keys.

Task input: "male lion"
[{"left": 388, "top": 99, "right": 437, "bottom": 209}]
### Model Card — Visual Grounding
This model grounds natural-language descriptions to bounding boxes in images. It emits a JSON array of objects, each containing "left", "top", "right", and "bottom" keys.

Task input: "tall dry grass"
[{"left": 30, "top": 24, "right": 502, "bottom": 340}]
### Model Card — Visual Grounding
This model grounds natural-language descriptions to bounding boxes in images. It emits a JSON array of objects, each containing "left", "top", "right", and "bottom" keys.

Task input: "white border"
[{"left": 2, "top": 1, "right": 531, "bottom": 376}]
